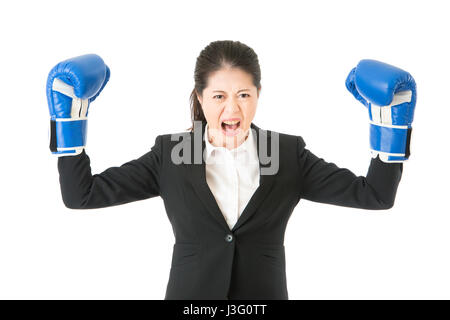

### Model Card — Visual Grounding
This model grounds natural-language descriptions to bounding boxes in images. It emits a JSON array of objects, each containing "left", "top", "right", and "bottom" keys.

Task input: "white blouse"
[{"left": 204, "top": 123, "right": 260, "bottom": 230}]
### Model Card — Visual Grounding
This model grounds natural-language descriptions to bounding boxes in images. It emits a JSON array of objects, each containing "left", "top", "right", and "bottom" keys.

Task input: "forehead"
[{"left": 205, "top": 67, "right": 254, "bottom": 90}]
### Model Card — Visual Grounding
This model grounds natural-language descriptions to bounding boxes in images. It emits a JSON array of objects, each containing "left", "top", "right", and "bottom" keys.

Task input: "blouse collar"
[{"left": 204, "top": 122, "right": 255, "bottom": 161}]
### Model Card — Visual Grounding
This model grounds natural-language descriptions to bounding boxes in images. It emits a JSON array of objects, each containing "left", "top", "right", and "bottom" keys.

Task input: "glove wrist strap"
[
  {"left": 369, "top": 122, "right": 412, "bottom": 162},
  {"left": 49, "top": 118, "right": 87, "bottom": 156}
]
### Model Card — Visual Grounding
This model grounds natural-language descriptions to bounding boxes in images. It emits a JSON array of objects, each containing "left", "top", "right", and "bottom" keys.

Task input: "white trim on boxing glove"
[
  {"left": 369, "top": 90, "right": 413, "bottom": 163},
  {"left": 52, "top": 78, "right": 89, "bottom": 119},
  {"left": 370, "top": 90, "right": 412, "bottom": 125},
  {"left": 368, "top": 121, "right": 408, "bottom": 129},
  {"left": 53, "top": 146, "right": 85, "bottom": 157}
]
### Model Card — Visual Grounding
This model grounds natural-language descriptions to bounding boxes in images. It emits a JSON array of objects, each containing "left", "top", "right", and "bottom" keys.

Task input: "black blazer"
[{"left": 57, "top": 120, "right": 403, "bottom": 300}]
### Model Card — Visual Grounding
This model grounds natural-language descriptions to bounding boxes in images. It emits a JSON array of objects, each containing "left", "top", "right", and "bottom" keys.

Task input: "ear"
[
  {"left": 257, "top": 86, "right": 261, "bottom": 98},
  {"left": 196, "top": 89, "right": 203, "bottom": 105}
]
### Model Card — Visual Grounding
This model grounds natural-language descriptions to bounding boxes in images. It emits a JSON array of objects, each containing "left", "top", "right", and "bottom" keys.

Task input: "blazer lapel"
[{"left": 184, "top": 120, "right": 277, "bottom": 232}]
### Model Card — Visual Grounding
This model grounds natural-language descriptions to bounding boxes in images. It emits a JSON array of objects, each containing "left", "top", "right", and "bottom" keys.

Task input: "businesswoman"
[{"left": 46, "top": 40, "right": 416, "bottom": 299}]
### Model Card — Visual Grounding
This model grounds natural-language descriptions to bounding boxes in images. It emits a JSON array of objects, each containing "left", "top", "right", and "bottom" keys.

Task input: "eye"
[
  {"left": 213, "top": 95, "right": 224, "bottom": 99},
  {"left": 240, "top": 93, "right": 250, "bottom": 98}
]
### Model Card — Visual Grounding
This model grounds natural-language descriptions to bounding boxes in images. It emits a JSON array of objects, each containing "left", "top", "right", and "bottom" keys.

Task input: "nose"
[{"left": 223, "top": 96, "right": 240, "bottom": 113}]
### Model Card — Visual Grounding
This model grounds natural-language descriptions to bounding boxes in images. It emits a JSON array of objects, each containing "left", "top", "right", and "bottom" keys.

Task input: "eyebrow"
[{"left": 212, "top": 89, "right": 250, "bottom": 93}]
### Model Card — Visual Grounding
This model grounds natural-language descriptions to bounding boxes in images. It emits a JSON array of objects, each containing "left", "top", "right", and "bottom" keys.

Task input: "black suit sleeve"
[
  {"left": 57, "top": 135, "right": 163, "bottom": 209},
  {"left": 297, "top": 136, "right": 403, "bottom": 209}
]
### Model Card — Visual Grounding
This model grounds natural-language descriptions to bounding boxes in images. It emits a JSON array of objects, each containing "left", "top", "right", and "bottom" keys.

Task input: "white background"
[{"left": 0, "top": 0, "right": 448, "bottom": 299}]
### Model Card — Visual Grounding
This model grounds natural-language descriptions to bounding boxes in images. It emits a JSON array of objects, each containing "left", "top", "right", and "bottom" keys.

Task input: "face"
[{"left": 197, "top": 66, "right": 261, "bottom": 150}]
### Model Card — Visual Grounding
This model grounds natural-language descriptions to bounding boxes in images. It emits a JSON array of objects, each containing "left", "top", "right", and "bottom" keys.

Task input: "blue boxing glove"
[
  {"left": 46, "top": 54, "right": 110, "bottom": 156},
  {"left": 345, "top": 59, "right": 416, "bottom": 163}
]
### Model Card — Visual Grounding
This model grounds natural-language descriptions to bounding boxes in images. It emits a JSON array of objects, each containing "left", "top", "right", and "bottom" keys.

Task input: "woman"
[{"left": 46, "top": 40, "right": 415, "bottom": 299}]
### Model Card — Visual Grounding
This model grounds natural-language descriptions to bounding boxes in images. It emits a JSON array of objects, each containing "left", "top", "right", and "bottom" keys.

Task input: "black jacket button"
[{"left": 225, "top": 234, "right": 233, "bottom": 242}]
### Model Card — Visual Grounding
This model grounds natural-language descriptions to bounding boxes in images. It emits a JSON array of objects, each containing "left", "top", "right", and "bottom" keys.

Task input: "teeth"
[{"left": 223, "top": 120, "right": 240, "bottom": 125}]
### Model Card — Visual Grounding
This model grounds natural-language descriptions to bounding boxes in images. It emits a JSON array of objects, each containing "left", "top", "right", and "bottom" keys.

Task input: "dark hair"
[{"left": 188, "top": 40, "right": 262, "bottom": 131}]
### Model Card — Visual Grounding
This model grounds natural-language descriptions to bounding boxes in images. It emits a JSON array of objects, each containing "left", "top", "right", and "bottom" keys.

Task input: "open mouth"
[{"left": 221, "top": 120, "right": 241, "bottom": 136}]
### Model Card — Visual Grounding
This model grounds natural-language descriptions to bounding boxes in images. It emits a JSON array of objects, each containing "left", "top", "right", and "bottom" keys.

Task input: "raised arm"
[
  {"left": 298, "top": 59, "right": 416, "bottom": 210},
  {"left": 46, "top": 54, "right": 162, "bottom": 209}
]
